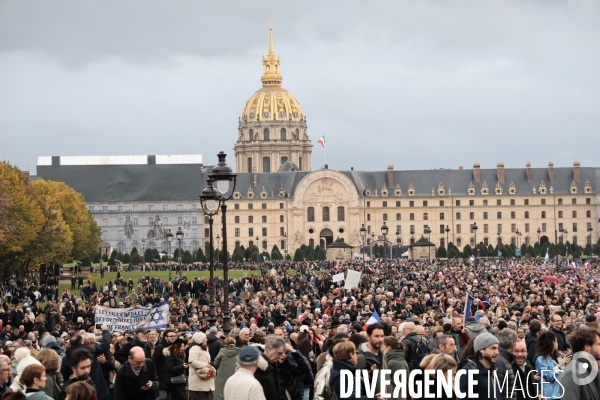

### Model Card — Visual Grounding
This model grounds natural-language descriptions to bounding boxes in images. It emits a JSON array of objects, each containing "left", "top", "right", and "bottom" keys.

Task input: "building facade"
[{"left": 34, "top": 27, "right": 600, "bottom": 260}]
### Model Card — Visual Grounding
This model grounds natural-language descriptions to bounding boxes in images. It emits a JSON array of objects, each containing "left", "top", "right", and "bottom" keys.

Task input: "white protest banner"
[
  {"left": 332, "top": 273, "right": 345, "bottom": 283},
  {"left": 95, "top": 301, "right": 170, "bottom": 332},
  {"left": 344, "top": 270, "right": 362, "bottom": 290}
]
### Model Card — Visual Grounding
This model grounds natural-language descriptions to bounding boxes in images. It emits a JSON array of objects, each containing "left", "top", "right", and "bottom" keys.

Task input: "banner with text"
[{"left": 95, "top": 301, "right": 170, "bottom": 332}]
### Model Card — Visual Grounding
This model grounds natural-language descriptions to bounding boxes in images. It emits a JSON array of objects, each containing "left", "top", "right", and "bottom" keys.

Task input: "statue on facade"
[
  {"left": 124, "top": 215, "right": 134, "bottom": 239},
  {"left": 153, "top": 215, "right": 164, "bottom": 239}
]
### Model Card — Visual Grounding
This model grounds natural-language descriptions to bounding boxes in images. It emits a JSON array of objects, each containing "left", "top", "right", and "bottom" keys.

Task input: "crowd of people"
[{"left": 1, "top": 256, "right": 600, "bottom": 400}]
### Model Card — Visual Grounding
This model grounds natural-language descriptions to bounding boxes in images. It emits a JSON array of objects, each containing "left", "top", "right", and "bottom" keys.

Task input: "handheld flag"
[
  {"left": 584, "top": 260, "right": 590, "bottom": 268},
  {"left": 543, "top": 251, "right": 549, "bottom": 266},
  {"left": 469, "top": 255, "right": 475, "bottom": 263},
  {"left": 363, "top": 310, "right": 381, "bottom": 330},
  {"left": 498, "top": 251, "right": 502, "bottom": 257},
  {"left": 589, "top": 276, "right": 594, "bottom": 282},
  {"left": 506, "top": 270, "right": 512, "bottom": 279},
  {"left": 571, "top": 261, "right": 579, "bottom": 269},
  {"left": 317, "top": 136, "right": 325, "bottom": 148},
  {"left": 463, "top": 294, "right": 474, "bottom": 325},
  {"left": 438, "top": 271, "right": 444, "bottom": 281},
  {"left": 143, "top": 301, "right": 170, "bottom": 330}
]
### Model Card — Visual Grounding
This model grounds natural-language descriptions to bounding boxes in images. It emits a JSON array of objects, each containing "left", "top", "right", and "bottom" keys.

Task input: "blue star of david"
[{"left": 149, "top": 309, "right": 164, "bottom": 324}]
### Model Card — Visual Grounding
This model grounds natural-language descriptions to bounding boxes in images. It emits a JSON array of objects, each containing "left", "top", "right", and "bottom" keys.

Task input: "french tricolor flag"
[
  {"left": 438, "top": 271, "right": 444, "bottom": 281},
  {"left": 317, "top": 136, "right": 325, "bottom": 148},
  {"left": 584, "top": 261, "right": 590, "bottom": 269},
  {"left": 469, "top": 255, "right": 475, "bottom": 263},
  {"left": 363, "top": 310, "right": 381, "bottom": 330},
  {"left": 506, "top": 270, "right": 512, "bottom": 279},
  {"left": 572, "top": 261, "right": 579, "bottom": 269}
]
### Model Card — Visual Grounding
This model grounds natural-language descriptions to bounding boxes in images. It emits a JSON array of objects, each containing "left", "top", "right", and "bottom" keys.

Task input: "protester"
[
  {"left": 458, "top": 333, "right": 502, "bottom": 400},
  {"left": 533, "top": 331, "right": 571, "bottom": 400},
  {"left": 223, "top": 346, "right": 265, "bottom": 400},
  {"left": 329, "top": 341, "right": 380, "bottom": 400},
  {"left": 20, "top": 364, "right": 53, "bottom": 400},
  {"left": 212, "top": 336, "right": 238, "bottom": 400},
  {"left": 188, "top": 332, "right": 215, "bottom": 400},
  {"left": 113, "top": 347, "right": 159, "bottom": 400},
  {"left": 58, "top": 349, "right": 95, "bottom": 400},
  {"left": 35, "top": 349, "right": 61, "bottom": 400},
  {"left": 560, "top": 328, "right": 600, "bottom": 398},
  {"left": 64, "top": 381, "right": 96, "bottom": 400},
  {"left": 152, "top": 329, "right": 178, "bottom": 400},
  {"left": 381, "top": 336, "right": 408, "bottom": 400},
  {"left": 511, "top": 340, "right": 538, "bottom": 400},
  {"left": 495, "top": 328, "right": 518, "bottom": 400}
]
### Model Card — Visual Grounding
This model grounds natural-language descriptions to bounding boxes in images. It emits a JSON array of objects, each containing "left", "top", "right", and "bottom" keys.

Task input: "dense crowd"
[{"left": 1, "top": 256, "right": 600, "bottom": 400}]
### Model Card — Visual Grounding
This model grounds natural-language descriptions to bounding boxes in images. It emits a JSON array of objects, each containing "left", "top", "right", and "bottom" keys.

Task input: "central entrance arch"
[
  {"left": 320, "top": 228, "right": 334, "bottom": 248},
  {"left": 540, "top": 236, "right": 549, "bottom": 246}
]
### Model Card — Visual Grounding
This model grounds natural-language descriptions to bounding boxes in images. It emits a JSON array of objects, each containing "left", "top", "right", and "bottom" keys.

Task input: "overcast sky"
[{"left": 1, "top": 0, "right": 599, "bottom": 174}]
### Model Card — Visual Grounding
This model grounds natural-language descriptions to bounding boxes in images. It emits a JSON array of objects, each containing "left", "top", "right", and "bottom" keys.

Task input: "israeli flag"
[
  {"left": 498, "top": 251, "right": 502, "bottom": 257},
  {"left": 143, "top": 301, "right": 170, "bottom": 330},
  {"left": 543, "top": 251, "right": 549, "bottom": 266}
]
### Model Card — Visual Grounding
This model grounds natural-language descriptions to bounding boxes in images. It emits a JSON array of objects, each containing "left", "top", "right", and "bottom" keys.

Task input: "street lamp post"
[
  {"left": 200, "top": 180, "right": 220, "bottom": 327},
  {"left": 537, "top": 227, "right": 541, "bottom": 245},
  {"left": 472, "top": 223, "right": 478, "bottom": 260},
  {"left": 588, "top": 225, "right": 593, "bottom": 249},
  {"left": 424, "top": 227, "right": 432, "bottom": 262},
  {"left": 176, "top": 227, "right": 184, "bottom": 275},
  {"left": 370, "top": 232, "right": 375, "bottom": 260},
  {"left": 206, "top": 151, "right": 237, "bottom": 334},
  {"left": 445, "top": 225, "right": 450, "bottom": 249},
  {"left": 395, "top": 228, "right": 401, "bottom": 259},
  {"left": 410, "top": 228, "right": 415, "bottom": 244},
  {"left": 360, "top": 224, "right": 367, "bottom": 265},
  {"left": 515, "top": 229, "right": 521, "bottom": 248},
  {"left": 216, "top": 234, "right": 221, "bottom": 264},
  {"left": 141, "top": 239, "right": 146, "bottom": 262},
  {"left": 166, "top": 229, "right": 173, "bottom": 279},
  {"left": 381, "top": 222, "right": 389, "bottom": 268}
]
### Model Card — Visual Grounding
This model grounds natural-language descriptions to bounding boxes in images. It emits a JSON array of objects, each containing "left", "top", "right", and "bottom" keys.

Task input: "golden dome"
[{"left": 240, "top": 24, "right": 304, "bottom": 123}]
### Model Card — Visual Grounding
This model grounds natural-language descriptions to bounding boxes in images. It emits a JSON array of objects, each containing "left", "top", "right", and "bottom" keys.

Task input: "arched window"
[
  {"left": 248, "top": 216, "right": 253, "bottom": 223},
  {"left": 497, "top": 212, "right": 502, "bottom": 219},
  {"left": 337, "top": 206, "right": 345, "bottom": 221},
  {"left": 483, "top": 212, "right": 488, "bottom": 219},
  {"left": 323, "top": 206, "right": 330, "bottom": 221},
  {"left": 234, "top": 241, "right": 240, "bottom": 250},
  {"left": 423, "top": 213, "right": 428, "bottom": 220},
  {"left": 383, "top": 213, "right": 388, "bottom": 221},
  {"left": 440, "top": 238, "right": 445, "bottom": 247},
  {"left": 280, "top": 128, "right": 286, "bottom": 141},
  {"left": 263, "top": 128, "right": 270, "bottom": 141},
  {"left": 541, "top": 211, "right": 546, "bottom": 219},
  {"left": 295, "top": 128, "right": 300, "bottom": 139},
  {"left": 396, "top": 213, "right": 401, "bottom": 221},
  {"left": 572, "top": 211, "right": 577, "bottom": 218},
  {"left": 457, "top": 238, "right": 462, "bottom": 247},
  {"left": 558, "top": 211, "right": 563, "bottom": 218},
  {"left": 262, "top": 241, "right": 267, "bottom": 250},
  {"left": 234, "top": 216, "right": 240, "bottom": 223},
  {"left": 102, "top": 218, "right": 108, "bottom": 227},
  {"left": 262, "top": 215, "right": 267, "bottom": 223},
  {"left": 470, "top": 212, "right": 475, "bottom": 220},
  {"left": 279, "top": 215, "right": 284, "bottom": 222},
  {"left": 307, "top": 207, "right": 315, "bottom": 222},
  {"left": 410, "top": 213, "right": 415, "bottom": 221},
  {"left": 525, "top": 211, "right": 529, "bottom": 219},
  {"left": 249, "top": 129, "right": 254, "bottom": 141},
  {"left": 511, "top": 212, "right": 516, "bottom": 219},
  {"left": 439, "top": 212, "right": 444, "bottom": 220},
  {"left": 456, "top": 212, "right": 461, "bottom": 220}
]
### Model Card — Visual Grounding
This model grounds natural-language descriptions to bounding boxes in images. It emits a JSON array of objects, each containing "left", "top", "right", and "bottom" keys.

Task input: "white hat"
[
  {"left": 14, "top": 348, "right": 42, "bottom": 377},
  {"left": 299, "top": 325, "right": 309, "bottom": 333},
  {"left": 193, "top": 332, "right": 206, "bottom": 344}
]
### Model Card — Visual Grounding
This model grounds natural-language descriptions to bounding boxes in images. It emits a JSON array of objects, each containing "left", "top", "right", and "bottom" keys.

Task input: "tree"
[
  {"left": 437, "top": 246, "right": 447, "bottom": 258},
  {"left": 102, "top": 254, "right": 109, "bottom": 262},
  {"left": 144, "top": 248, "right": 154, "bottom": 263},
  {"left": 232, "top": 250, "right": 244, "bottom": 263},
  {"left": 81, "top": 256, "right": 91, "bottom": 267},
  {"left": 123, "top": 253, "right": 131, "bottom": 263},
  {"left": 294, "top": 248, "right": 304, "bottom": 261},
  {"left": 487, "top": 244, "right": 495, "bottom": 256},
  {"left": 271, "top": 244, "right": 281, "bottom": 255},
  {"left": 93, "top": 253, "right": 100, "bottom": 263},
  {"left": 131, "top": 253, "right": 142, "bottom": 265},
  {"left": 251, "top": 251, "right": 259, "bottom": 262},
  {"left": 317, "top": 248, "right": 326, "bottom": 261},
  {"left": 195, "top": 248, "right": 205, "bottom": 262},
  {"left": 463, "top": 245, "right": 472, "bottom": 257},
  {"left": 448, "top": 247, "right": 459, "bottom": 258},
  {"left": 131, "top": 246, "right": 138, "bottom": 256},
  {"left": 271, "top": 251, "right": 282, "bottom": 260},
  {"left": 182, "top": 250, "right": 193, "bottom": 264}
]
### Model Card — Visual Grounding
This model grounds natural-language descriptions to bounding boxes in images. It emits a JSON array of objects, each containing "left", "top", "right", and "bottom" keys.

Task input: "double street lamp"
[
  {"left": 359, "top": 224, "right": 367, "bottom": 265},
  {"left": 199, "top": 151, "right": 237, "bottom": 333},
  {"left": 166, "top": 229, "right": 174, "bottom": 274},
  {"left": 424, "top": 226, "right": 432, "bottom": 261},
  {"left": 176, "top": 227, "right": 184, "bottom": 269},
  {"left": 472, "top": 223, "right": 478, "bottom": 259},
  {"left": 381, "top": 222, "right": 389, "bottom": 267},
  {"left": 537, "top": 227, "right": 541, "bottom": 244}
]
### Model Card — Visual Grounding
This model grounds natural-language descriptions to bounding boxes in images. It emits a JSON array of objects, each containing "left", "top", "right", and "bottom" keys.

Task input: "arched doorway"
[
  {"left": 319, "top": 228, "right": 334, "bottom": 249},
  {"left": 540, "top": 236, "right": 549, "bottom": 246}
]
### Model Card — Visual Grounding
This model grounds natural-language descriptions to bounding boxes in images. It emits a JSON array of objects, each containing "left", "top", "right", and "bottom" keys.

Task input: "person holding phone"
[{"left": 113, "top": 346, "right": 159, "bottom": 400}]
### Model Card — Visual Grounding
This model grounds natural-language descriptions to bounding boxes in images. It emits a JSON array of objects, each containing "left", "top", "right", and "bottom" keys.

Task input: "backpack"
[{"left": 409, "top": 337, "right": 430, "bottom": 370}]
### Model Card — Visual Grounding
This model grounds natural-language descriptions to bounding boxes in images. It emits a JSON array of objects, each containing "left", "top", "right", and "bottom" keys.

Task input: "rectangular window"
[
  {"left": 262, "top": 157, "right": 271, "bottom": 173},
  {"left": 262, "top": 227, "right": 267, "bottom": 236},
  {"left": 456, "top": 200, "right": 461, "bottom": 206},
  {"left": 439, "top": 200, "right": 444, "bottom": 207},
  {"left": 497, "top": 199, "right": 501, "bottom": 206},
  {"left": 409, "top": 201, "right": 414, "bottom": 207},
  {"left": 323, "top": 206, "right": 330, "bottom": 221},
  {"left": 248, "top": 204, "right": 253, "bottom": 210},
  {"left": 192, "top": 229, "right": 198, "bottom": 238},
  {"left": 558, "top": 198, "right": 563, "bottom": 205},
  {"left": 234, "top": 228, "right": 240, "bottom": 238},
  {"left": 262, "top": 203, "right": 267, "bottom": 210},
  {"left": 249, "top": 228, "right": 254, "bottom": 237},
  {"left": 382, "top": 201, "right": 387, "bottom": 207},
  {"left": 280, "top": 227, "right": 285, "bottom": 236},
  {"left": 248, "top": 157, "right": 253, "bottom": 172},
  {"left": 497, "top": 212, "right": 502, "bottom": 219},
  {"left": 484, "top": 224, "right": 488, "bottom": 234},
  {"left": 587, "top": 198, "right": 591, "bottom": 205},
  {"left": 117, "top": 230, "right": 124, "bottom": 240},
  {"left": 572, "top": 198, "right": 577, "bottom": 205},
  {"left": 103, "top": 206, "right": 108, "bottom": 212},
  {"left": 262, "top": 215, "right": 267, "bottom": 223},
  {"left": 235, "top": 204, "right": 240, "bottom": 210},
  {"left": 338, "top": 206, "right": 345, "bottom": 221},
  {"left": 483, "top": 200, "right": 488, "bottom": 206},
  {"left": 440, "top": 213, "right": 444, "bottom": 220},
  {"left": 423, "top": 201, "right": 428, "bottom": 207},
  {"left": 558, "top": 222, "right": 564, "bottom": 230},
  {"left": 367, "top": 201, "right": 370, "bottom": 207},
  {"left": 510, "top": 199, "right": 515, "bottom": 206},
  {"left": 299, "top": 157, "right": 302, "bottom": 171},
  {"left": 524, "top": 199, "right": 529, "bottom": 205},
  {"left": 510, "top": 224, "right": 515, "bottom": 233},
  {"left": 469, "top": 200, "right": 474, "bottom": 206},
  {"left": 205, "top": 228, "right": 209, "bottom": 237},
  {"left": 456, "top": 224, "right": 461, "bottom": 234},
  {"left": 410, "top": 213, "right": 414, "bottom": 221},
  {"left": 280, "top": 203, "right": 284, "bottom": 209},
  {"left": 102, "top": 230, "right": 108, "bottom": 240},
  {"left": 525, "top": 223, "right": 530, "bottom": 233},
  {"left": 89, "top": 206, "right": 95, "bottom": 211},
  {"left": 133, "top": 230, "right": 139, "bottom": 240},
  {"left": 397, "top": 226, "right": 402, "bottom": 234},
  {"left": 423, "top": 213, "right": 428, "bottom": 220},
  {"left": 497, "top": 224, "right": 502, "bottom": 234},
  {"left": 133, "top": 218, "right": 138, "bottom": 225},
  {"left": 192, "top": 217, "right": 197, "bottom": 225},
  {"left": 307, "top": 207, "right": 315, "bottom": 222},
  {"left": 573, "top": 223, "right": 578, "bottom": 232},
  {"left": 483, "top": 212, "right": 488, "bottom": 219},
  {"left": 396, "top": 201, "right": 401, "bottom": 207},
  {"left": 541, "top": 199, "right": 546, "bottom": 205}
]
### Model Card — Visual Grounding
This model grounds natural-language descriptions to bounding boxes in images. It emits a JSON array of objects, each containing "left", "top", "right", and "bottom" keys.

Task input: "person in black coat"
[
  {"left": 163, "top": 339, "right": 189, "bottom": 400},
  {"left": 151, "top": 329, "right": 178, "bottom": 400},
  {"left": 511, "top": 340, "right": 539, "bottom": 400},
  {"left": 58, "top": 348, "right": 98, "bottom": 400},
  {"left": 61, "top": 328, "right": 111, "bottom": 400},
  {"left": 255, "top": 338, "right": 286, "bottom": 400},
  {"left": 114, "top": 327, "right": 152, "bottom": 364},
  {"left": 113, "top": 346, "right": 159, "bottom": 400},
  {"left": 206, "top": 327, "right": 224, "bottom": 361}
]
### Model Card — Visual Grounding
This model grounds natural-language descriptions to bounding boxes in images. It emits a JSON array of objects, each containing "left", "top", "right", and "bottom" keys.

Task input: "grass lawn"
[{"left": 57, "top": 268, "right": 297, "bottom": 297}]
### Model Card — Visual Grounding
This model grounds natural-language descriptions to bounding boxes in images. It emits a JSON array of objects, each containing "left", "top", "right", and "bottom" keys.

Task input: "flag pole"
[{"left": 324, "top": 139, "right": 326, "bottom": 167}]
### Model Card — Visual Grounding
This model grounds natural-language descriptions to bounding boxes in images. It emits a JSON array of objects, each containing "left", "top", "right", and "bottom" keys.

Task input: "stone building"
[{"left": 34, "top": 26, "right": 600, "bottom": 260}]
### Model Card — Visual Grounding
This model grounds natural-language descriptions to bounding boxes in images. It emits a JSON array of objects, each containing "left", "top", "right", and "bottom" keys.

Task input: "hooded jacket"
[
  {"left": 213, "top": 345, "right": 239, "bottom": 400},
  {"left": 382, "top": 350, "right": 409, "bottom": 400},
  {"left": 313, "top": 354, "right": 334, "bottom": 400},
  {"left": 356, "top": 342, "right": 382, "bottom": 372},
  {"left": 465, "top": 321, "right": 487, "bottom": 339},
  {"left": 206, "top": 334, "right": 224, "bottom": 361},
  {"left": 329, "top": 359, "right": 378, "bottom": 400},
  {"left": 495, "top": 347, "right": 517, "bottom": 400},
  {"left": 458, "top": 357, "right": 502, "bottom": 400}
]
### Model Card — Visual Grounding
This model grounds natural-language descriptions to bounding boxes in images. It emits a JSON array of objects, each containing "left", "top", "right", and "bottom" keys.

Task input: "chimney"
[
  {"left": 473, "top": 163, "right": 481, "bottom": 183},
  {"left": 526, "top": 162, "right": 531, "bottom": 181},
  {"left": 497, "top": 163, "right": 505, "bottom": 183},
  {"left": 573, "top": 161, "right": 581, "bottom": 182},
  {"left": 458, "top": 166, "right": 463, "bottom": 170},
  {"left": 387, "top": 165, "right": 394, "bottom": 188},
  {"left": 548, "top": 162, "right": 554, "bottom": 182},
  {"left": 252, "top": 167, "right": 257, "bottom": 186}
]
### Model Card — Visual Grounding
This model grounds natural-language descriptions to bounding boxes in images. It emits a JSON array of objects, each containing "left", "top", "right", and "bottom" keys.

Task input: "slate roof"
[{"left": 34, "top": 163, "right": 598, "bottom": 203}]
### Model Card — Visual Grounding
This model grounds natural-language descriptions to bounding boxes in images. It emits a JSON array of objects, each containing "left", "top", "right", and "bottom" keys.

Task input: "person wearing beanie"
[
  {"left": 188, "top": 332, "right": 215, "bottom": 400},
  {"left": 206, "top": 327, "right": 224, "bottom": 362},
  {"left": 458, "top": 333, "right": 501, "bottom": 400}
]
